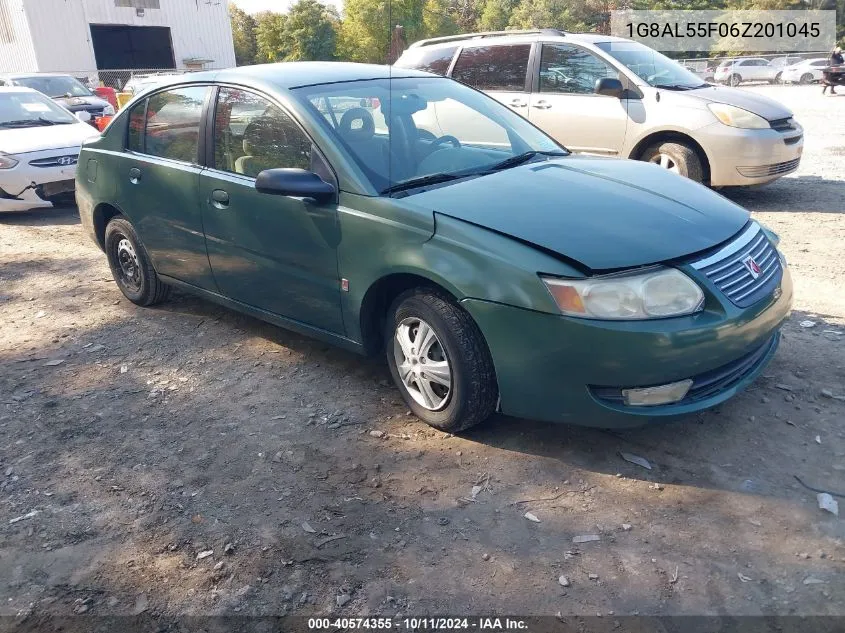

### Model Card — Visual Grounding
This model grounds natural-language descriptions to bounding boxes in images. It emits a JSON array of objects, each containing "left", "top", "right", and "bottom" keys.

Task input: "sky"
[{"left": 230, "top": 0, "right": 342, "bottom": 13}]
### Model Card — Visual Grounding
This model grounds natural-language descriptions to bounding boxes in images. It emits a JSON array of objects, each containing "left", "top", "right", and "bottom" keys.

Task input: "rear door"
[
  {"left": 450, "top": 43, "right": 533, "bottom": 114},
  {"left": 120, "top": 85, "right": 216, "bottom": 290},
  {"left": 527, "top": 43, "right": 628, "bottom": 155},
  {"left": 198, "top": 86, "right": 344, "bottom": 333}
]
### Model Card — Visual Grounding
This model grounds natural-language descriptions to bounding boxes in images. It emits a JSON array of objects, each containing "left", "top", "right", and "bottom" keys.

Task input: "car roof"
[
  {"left": 145, "top": 62, "right": 435, "bottom": 92},
  {"left": 0, "top": 85, "right": 38, "bottom": 93},
  {"left": 0, "top": 72, "right": 79, "bottom": 79},
  {"left": 407, "top": 30, "right": 630, "bottom": 51}
]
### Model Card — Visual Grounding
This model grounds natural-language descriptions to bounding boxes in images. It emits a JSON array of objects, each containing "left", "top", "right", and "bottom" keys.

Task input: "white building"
[{"left": 0, "top": 0, "right": 236, "bottom": 75}]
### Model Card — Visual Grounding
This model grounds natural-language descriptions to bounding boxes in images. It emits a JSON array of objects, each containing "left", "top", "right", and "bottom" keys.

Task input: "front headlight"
[
  {"left": 541, "top": 268, "right": 704, "bottom": 320},
  {"left": 102, "top": 104, "right": 115, "bottom": 116},
  {"left": 0, "top": 153, "right": 19, "bottom": 169},
  {"left": 708, "top": 103, "right": 770, "bottom": 129}
]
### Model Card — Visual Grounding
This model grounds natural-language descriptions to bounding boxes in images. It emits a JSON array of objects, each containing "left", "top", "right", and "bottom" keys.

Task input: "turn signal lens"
[{"left": 0, "top": 153, "right": 19, "bottom": 169}]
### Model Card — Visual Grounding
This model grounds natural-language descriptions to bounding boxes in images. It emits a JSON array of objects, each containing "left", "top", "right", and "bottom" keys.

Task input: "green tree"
[
  {"left": 508, "top": 0, "right": 599, "bottom": 31},
  {"left": 284, "top": 0, "right": 339, "bottom": 61},
  {"left": 255, "top": 10, "right": 289, "bottom": 62},
  {"left": 230, "top": 4, "right": 258, "bottom": 65},
  {"left": 423, "top": 0, "right": 460, "bottom": 37},
  {"left": 478, "top": 0, "right": 519, "bottom": 30},
  {"left": 339, "top": 0, "right": 425, "bottom": 62}
]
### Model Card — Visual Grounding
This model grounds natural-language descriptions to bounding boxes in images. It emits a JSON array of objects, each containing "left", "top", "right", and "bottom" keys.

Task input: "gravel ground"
[{"left": 0, "top": 85, "right": 843, "bottom": 624}]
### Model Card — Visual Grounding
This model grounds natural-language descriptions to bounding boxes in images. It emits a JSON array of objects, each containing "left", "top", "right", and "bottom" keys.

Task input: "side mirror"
[
  {"left": 255, "top": 168, "right": 336, "bottom": 203},
  {"left": 75, "top": 110, "right": 92, "bottom": 123},
  {"left": 594, "top": 77, "right": 625, "bottom": 98}
]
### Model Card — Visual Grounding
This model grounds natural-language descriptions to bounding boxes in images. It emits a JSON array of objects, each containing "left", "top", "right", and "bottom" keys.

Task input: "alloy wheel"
[
  {"left": 393, "top": 317, "right": 452, "bottom": 411},
  {"left": 649, "top": 153, "right": 680, "bottom": 174}
]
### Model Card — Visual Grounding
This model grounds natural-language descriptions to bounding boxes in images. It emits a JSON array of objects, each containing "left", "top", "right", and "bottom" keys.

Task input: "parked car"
[
  {"left": 768, "top": 55, "right": 805, "bottom": 83},
  {"left": 395, "top": 31, "right": 803, "bottom": 186},
  {"left": 781, "top": 58, "right": 830, "bottom": 84},
  {"left": 76, "top": 63, "right": 792, "bottom": 432},
  {"left": 0, "top": 87, "right": 99, "bottom": 211},
  {"left": 122, "top": 73, "right": 188, "bottom": 97},
  {"left": 684, "top": 63, "right": 716, "bottom": 82},
  {"left": 713, "top": 58, "right": 780, "bottom": 86},
  {"left": 0, "top": 73, "right": 115, "bottom": 125}
]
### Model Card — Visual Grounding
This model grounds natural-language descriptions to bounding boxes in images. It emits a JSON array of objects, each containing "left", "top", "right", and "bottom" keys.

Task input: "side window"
[
  {"left": 213, "top": 87, "right": 311, "bottom": 178},
  {"left": 452, "top": 44, "right": 531, "bottom": 92},
  {"left": 539, "top": 44, "right": 617, "bottom": 95},
  {"left": 143, "top": 86, "right": 208, "bottom": 163},
  {"left": 812, "top": 60, "right": 827, "bottom": 67},
  {"left": 396, "top": 46, "right": 457, "bottom": 76},
  {"left": 127, "top": 99, "right": 146, "bottom": 152}
]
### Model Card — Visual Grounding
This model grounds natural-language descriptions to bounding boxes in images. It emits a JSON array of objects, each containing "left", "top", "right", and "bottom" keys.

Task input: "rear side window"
[
  {"left": 452, "top": 44, "right": 531, "bottom": 91},
  {"left": 395, "top": 46, "right": 457, "bottom": 75},
  {"left": 142, "top": 86, "right": 209, "bottom": 163}
]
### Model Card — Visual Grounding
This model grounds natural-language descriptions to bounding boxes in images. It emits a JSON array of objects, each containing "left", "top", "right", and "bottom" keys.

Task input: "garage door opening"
[{"left": 90, "top": 24, "right": 175, "bottom": 70}]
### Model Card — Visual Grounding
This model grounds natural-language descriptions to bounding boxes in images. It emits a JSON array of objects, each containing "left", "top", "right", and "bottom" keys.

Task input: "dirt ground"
[{"left": 1, "top": 84, "right": 843, "bottom": 623}]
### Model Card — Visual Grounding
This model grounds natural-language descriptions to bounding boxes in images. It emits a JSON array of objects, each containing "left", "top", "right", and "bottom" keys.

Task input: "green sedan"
[{"left": 75, "top": 62, "right": 792, "bottom": 432}]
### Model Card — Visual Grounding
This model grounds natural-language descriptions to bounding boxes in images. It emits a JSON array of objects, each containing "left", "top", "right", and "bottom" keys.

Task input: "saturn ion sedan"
[{"left": 75, "top": 63, "right": 792, "bottom": 432}]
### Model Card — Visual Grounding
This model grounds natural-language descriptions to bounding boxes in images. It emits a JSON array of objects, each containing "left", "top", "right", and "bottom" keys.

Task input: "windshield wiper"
[
  {"left": 653, "top": 83, "right": 707, "bottom": 91},
  {"left": 488, "top": 150, "right": 568, "bottom": 172},
  {"left": 0, "top": 117, "right": 57, "bottom": 127},
  {"left": 381, "top": 172, "right": 460, "bottom": 195}
]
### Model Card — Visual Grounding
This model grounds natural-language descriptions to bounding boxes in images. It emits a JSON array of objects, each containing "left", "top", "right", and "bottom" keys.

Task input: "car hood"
[
  {"left": 2, "top": 122, "right": 100, "bottom": 155},
  {"left": 686, "top": 84, "right": 792, "bottom": 120},
  {"left": 413, "top": 156, "right": 749, "bottom": 271}
]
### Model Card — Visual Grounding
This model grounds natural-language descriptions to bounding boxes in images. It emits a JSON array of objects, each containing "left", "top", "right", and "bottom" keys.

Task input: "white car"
[
  {"left": 0, "top": 87, "right": 100, "bottom": 212},
  {"left": 781, "top": 58, "right": 830, "bottom": 84},
  {"left": 122, "top": 73, "right": 187, "bottom": 96},
  {"left": 714, "top": 58, "right": 778, "bottom": 86}
]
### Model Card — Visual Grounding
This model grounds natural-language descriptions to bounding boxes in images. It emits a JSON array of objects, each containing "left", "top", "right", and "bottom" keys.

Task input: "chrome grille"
[
  {"left": 737, "top": 158, "right": 800, "bottom": 178},
  {"left": 691, "top": 223, "right": 782, "bottom": 308},
  {"left": 29, "top": 155, "right": 78, "bottom": 168}
]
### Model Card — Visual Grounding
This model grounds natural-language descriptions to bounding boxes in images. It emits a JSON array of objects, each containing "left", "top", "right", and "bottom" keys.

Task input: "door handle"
[
  {"left": 128, "top": 167, "right": 141, "bottom": 184},
  {"left": 509, "top": 99, "right": 527, "bottom": 108},
  {"left": 210, "top": 189, "right": 230, "bottom": 209},
  {"left": 532, "top": 100, "right": 552, "bottom": 110}
]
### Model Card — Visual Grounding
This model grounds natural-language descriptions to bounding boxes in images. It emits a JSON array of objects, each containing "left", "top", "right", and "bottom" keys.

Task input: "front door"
[
  {"left": 528, "top": 43, "right": 628, "bottom": 156},
  {"left": 199, "top": 86, "right": 344, "bottom": 334}
]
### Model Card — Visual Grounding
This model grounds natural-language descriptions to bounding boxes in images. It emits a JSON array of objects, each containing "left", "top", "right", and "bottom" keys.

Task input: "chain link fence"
[
  {"left": 67, "top": 67, "right": 226, "bottom": 92},
  {"left": 677, "top": 51, "right": 831, "bottom": 81}
]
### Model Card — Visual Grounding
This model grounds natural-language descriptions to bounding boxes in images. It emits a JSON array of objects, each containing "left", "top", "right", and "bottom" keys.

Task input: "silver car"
[{"left": 396, "top": 30, "right": 803, "bottom": 187}]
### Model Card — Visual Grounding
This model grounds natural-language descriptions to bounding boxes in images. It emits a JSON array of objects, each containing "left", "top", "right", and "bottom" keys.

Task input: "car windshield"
[
  {"left": 0, "top": 91, "right": 77, "bottom": 128},
  {"left": 292, "top": 77, "right": 565, "bottom": 194},
  {"left": 596, "top": 42, "right": 706, "bottom": 89},
  {"left": 14, "top": 75, "right": 93, "bottom": 98}
]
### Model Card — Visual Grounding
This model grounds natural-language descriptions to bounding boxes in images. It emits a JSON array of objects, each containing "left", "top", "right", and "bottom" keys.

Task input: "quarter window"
[
  {"left": 539, "top": 44, "right": 617, "bottom": 94},
  {"left": 142, "top": 86, "right": 208, "bottom": 163},
  {"left": 395, "top": 46, "right": 457, "bottom": 75},
  {"left": 213, "top": 87, "right": 311, "bottom": 177},
  {"left": 127, "top": 99, "right": 146, "bottom": 152},
  {"left": 452, "top": 44, "right": 531, "bottom": 91}
]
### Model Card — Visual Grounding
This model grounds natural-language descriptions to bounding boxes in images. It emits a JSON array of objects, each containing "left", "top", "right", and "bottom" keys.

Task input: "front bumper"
[
  {"left": 0, "top": 158, "right": 79, "bottom": 212},
  {"left": 698, "top": 121, "right": 803, "bottom": 186},
  {"left": 461, "top": 265, "right": 792, "bottom": 428}
]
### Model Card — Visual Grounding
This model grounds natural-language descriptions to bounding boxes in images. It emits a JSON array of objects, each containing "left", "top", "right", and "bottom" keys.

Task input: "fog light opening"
[{"left": 622, "top": 379, "right": 693, "bottom": 406}]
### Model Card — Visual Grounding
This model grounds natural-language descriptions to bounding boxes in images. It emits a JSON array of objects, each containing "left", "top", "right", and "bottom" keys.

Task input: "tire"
[
  {"left": 799, "top": 73, "right": 813, "bottom": 85},
  {"left": 641, "top": 141, "right": 704, "bottom": 183},
  {"left": 730, "top": 73, "right": 742, "bottom": 87},
  {"left": 772, "top": 72, "right": 782, "bottom": 84},
  {"left": 385, "top": 288, "right": 497, "bottom": 433},
  {"left": 104, "top": 216, "right": 170, "bottom": 306}
]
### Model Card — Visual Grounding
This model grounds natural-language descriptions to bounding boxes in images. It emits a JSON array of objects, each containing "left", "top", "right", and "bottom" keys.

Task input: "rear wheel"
[
  {"left": 800, "top": 73, "right": 814, "bottom": 85},
  {"left": 772, "top": 72, "right": 782, "bottom": 84},
  {"left": 641, "top": 141, "right": 704, "bottom": 183},
  {"left": 105, "top": 216, "right": 170, "bottom": 306},
  {"left": 385, "top": 289, "right": 497, "bottom": 433},
  {"left": 730, "top": 73, "right": 742, "bottom": 87}
]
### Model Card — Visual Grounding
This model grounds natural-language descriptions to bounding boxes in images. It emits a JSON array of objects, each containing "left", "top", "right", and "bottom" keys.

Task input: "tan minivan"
[{"left": 396, "top": 30, "right": 804, "bottom": 187}]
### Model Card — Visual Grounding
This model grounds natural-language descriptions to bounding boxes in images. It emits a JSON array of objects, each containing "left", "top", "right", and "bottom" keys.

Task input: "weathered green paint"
[{"left": 76, "top": 63, "right": 792, "bottom": 428}]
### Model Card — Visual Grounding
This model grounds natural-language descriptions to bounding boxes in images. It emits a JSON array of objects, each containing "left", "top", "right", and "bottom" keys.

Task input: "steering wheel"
[{"left": 429, "top": 135, "right": 461, "bottom": 150}]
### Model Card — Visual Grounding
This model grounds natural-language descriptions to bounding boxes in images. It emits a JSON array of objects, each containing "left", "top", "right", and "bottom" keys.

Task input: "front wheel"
[
  {"left": 385, "top": 289, "right": 497, "bottom": 433},
  {"left": 105, "top": 216, "right": 170, "bottom": 306},
  {"left": 772, "top": 72, "right": 782, "bottom": 84},
  {"left": 641, "top": 141, "right": 704, "bottom": 183},
  {"left": 799, "top": 73, "right": 814, "bottom": 85}
]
